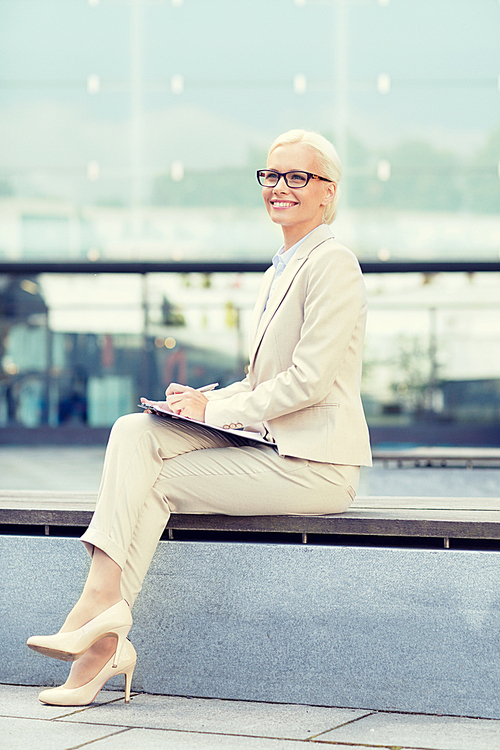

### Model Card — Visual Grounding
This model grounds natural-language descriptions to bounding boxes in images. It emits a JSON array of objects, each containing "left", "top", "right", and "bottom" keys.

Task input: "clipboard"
[{"left": 139, "top": 400, "right": 271, "bottom": 445}]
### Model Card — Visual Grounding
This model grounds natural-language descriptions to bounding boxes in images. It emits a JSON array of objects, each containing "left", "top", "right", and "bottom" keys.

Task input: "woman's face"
[{"left": 263, "top": 143, "right": 335, "bottom": 237}]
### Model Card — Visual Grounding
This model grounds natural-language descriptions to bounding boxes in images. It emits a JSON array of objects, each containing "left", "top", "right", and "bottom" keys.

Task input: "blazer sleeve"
[
  {"left": 205, "top": 245, "right": 366, "bottom": 429},
  {"left": 204, "top": 375, "right": 252, "bottom": 401}
]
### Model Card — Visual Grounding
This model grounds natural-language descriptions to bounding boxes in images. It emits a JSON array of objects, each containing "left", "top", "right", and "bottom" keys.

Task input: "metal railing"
[{"left": 1, "top": 260, "right": 500, "bottom": 275}]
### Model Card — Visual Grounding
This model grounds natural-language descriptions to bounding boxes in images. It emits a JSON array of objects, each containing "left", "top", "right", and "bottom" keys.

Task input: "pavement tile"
[
  {"left": 56, "top": 693, "right": 370, "bottom": 740},
  {"left": 0, "top": 683, "right": 127, "bottom": 720},
  {"left": 316, "top": 711, "right": 500, "bottom": 749},
  {"left": 0, "top": 446, "right": 105, "bottom": 492},
  {"left": 0, "top": 716, "right": 131, "bottom": 750},
  {"left": 86, "top": 726, "right": 316, "bottom": 749}
]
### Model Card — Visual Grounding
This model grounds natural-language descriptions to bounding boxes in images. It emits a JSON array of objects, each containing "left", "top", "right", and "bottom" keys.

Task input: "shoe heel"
[
  {"left": 123, "top": 662, "right": 136, "bottom": 703},
  {"left": 112, "top": 625, "right": 131, "bottom": 669}
]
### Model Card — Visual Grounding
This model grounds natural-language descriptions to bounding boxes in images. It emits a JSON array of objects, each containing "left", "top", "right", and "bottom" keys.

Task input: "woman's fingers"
[
  {"left": 166, "top": 384, "right": 196, "bottom": 412},
  {"left": 141, "top": 387, "right": 206, "bottom": 420},
  {"left": 168, "top": 390, "right": 208, "bottom": 421},
  {"left": 140, "top": 398, "right": 173, "bottom": 413},
  {"left": 165, "top": 382, "right": 193, "bottom": 398}
]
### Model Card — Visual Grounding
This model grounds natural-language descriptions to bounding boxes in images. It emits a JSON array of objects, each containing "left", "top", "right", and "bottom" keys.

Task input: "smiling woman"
[
  {"left": 263, "top": 128, "right": 342, "bottom": 222},
  {"left": 27, "top": 129, "right": 371, "bottom": 709},
  {"left": 261, "top": 143, "right": 336, "bottom": 249}
]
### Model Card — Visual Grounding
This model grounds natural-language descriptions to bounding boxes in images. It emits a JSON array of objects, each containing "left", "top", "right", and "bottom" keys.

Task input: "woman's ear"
[{"left": 321, "top": 181, "right": 337, "bottom": 206}]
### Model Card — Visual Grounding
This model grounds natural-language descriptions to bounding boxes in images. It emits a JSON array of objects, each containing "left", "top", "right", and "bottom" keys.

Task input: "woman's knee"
[{"left": 109, "top": 412, "right": 154, "bottom": 443}]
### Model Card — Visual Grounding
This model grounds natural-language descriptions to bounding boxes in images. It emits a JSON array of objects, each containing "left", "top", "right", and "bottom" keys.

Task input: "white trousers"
[{"left": 81, "top": 413, "right": 360, "bottom": 606}]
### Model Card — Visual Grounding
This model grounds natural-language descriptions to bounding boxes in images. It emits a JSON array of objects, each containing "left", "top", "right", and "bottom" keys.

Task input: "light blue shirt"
[{"left": 265, "top": 228, "right": 318, "bottom": 308}]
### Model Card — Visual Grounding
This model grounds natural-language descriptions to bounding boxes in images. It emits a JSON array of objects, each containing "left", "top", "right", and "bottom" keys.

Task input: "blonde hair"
[{"left": 268, "top": 129, "right": 342, "bottom": 223}]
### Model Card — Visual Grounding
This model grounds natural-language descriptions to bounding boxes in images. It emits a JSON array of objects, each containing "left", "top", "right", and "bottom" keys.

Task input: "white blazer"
[{"left": 205, "top": 224, "right": 372, "bottom": 467}]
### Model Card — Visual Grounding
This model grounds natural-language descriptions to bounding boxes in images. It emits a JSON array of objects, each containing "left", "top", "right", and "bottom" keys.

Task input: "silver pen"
[{"left": 197, "top": 382, "right": 219, "bottom": 393}]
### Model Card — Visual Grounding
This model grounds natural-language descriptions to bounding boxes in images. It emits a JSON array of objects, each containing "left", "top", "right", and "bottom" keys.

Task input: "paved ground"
[
  {"left": 1, "top": 445, "right": 499, "bottom": 496},
  {"left": 2, "top": 447, "right": 499, "bottom": 749},
  {"left": 4, "top": 683, "right": 500, "bottom": 750}
]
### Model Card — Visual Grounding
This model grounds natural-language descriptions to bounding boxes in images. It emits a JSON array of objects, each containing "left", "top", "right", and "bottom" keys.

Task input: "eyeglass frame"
[{"left": 256, "top": 169, "right": 333, "bottom": 189}]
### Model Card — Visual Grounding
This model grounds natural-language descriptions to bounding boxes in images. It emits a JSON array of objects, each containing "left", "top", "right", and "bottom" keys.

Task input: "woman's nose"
[{"left": 273, "top": 175, "right": 289, "bottom": 191}]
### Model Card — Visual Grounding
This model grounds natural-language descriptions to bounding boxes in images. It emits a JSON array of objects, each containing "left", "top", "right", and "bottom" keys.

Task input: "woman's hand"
[
  {"left": 139, "top": 397, "right": 172, "bottom": 414},
  {"left": 165, "top": 382, "right": 208, "bottom": 422}
]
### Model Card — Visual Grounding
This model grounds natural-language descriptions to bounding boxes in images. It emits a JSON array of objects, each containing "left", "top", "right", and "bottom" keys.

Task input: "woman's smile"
[{"left": 269, "top": 199, "right": 299, "bottom": 209}]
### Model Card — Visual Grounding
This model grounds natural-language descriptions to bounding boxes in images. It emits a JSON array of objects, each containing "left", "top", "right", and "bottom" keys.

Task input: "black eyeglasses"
[{"left": 256, "top": 169, "right": 333, "bottom": 189}]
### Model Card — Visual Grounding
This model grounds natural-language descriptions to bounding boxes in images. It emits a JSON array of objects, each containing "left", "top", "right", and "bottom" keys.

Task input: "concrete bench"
[
  {"left": 372, "top": 446, "right": 500, "bottom": 469},
  {"left": 1, "top": 490, "right": 500, "bottom": 720},
  {"left": 2, "top": 489, "right": 500, "bottom": 546}
]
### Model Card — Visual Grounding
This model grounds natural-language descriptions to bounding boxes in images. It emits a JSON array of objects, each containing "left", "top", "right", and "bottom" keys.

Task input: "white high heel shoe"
[
  {"left": 27, "top": 599, "right": 132, "bottom": 668},
  {"left": 38, "top": 639, "right": 137, "bottom": 706}
]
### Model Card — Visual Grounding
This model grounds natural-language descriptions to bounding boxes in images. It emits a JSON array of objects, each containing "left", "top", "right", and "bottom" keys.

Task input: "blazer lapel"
[
  {"left": 249, "top": 224, "right": 334, "bottom": 362},
  {"left": 248, "top": 266, "right": 274, "bottom": 346}
]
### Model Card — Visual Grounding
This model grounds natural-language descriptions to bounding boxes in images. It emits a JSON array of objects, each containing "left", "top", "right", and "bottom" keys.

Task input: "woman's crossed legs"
[{"left": 56, "top": 413, "right": 359, "bottom": 687}]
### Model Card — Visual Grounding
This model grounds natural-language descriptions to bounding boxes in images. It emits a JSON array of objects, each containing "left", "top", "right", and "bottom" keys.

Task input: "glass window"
[{"left": 1, "top": 0, "right": 499, "bottom": 262}]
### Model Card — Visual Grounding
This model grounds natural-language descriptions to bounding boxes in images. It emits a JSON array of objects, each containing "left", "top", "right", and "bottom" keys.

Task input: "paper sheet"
[{"left": 139, "top": 401, "right": 270, "bottom": 444}]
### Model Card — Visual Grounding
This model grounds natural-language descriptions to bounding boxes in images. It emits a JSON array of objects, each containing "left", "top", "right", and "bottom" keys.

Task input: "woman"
[{"left": 27, "top": 129, "right": 372, "bottom": 705}]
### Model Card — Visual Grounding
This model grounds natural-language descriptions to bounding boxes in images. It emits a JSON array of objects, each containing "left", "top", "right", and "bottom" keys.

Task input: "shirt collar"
[{"left": 271, "top": 226, "right": 320, "bottom": 270}]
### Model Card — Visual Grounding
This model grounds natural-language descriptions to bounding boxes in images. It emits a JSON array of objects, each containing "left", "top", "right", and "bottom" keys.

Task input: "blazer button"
[
  {"left": 223, "top": 424, "right": 230, "bottom": 430},
  {"left": 229, "top": 423, "right": 236, "bottom": 429},
  {"left": 235, "top": 423, "right": 243, "bottom": 429}
]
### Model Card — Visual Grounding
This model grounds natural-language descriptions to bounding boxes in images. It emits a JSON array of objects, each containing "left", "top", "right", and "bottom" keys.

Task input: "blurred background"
[{"left": 0, "top": 0, "right": 499, "bottom": 447}]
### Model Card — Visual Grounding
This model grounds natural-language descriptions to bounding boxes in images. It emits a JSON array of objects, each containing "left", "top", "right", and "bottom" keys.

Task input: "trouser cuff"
[{"left": 80, "top": 528, "right": 127, "bottom": 570}]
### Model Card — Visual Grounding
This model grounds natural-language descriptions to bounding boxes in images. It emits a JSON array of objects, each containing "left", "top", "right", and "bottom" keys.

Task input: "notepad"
[{"left": 139, "top": 401, "right": 270, "bottom": 444}]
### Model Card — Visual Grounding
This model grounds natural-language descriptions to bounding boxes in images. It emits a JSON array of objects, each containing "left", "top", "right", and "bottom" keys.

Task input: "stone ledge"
[
  {"left": 5, "top": 535, "right": 500, "bottom": 719},
  {"left": 373, "top": 446, "right": 500, "bottom": 468},
  {"left": 1, "top": 490, "right": 499, "bottom": 541}
]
